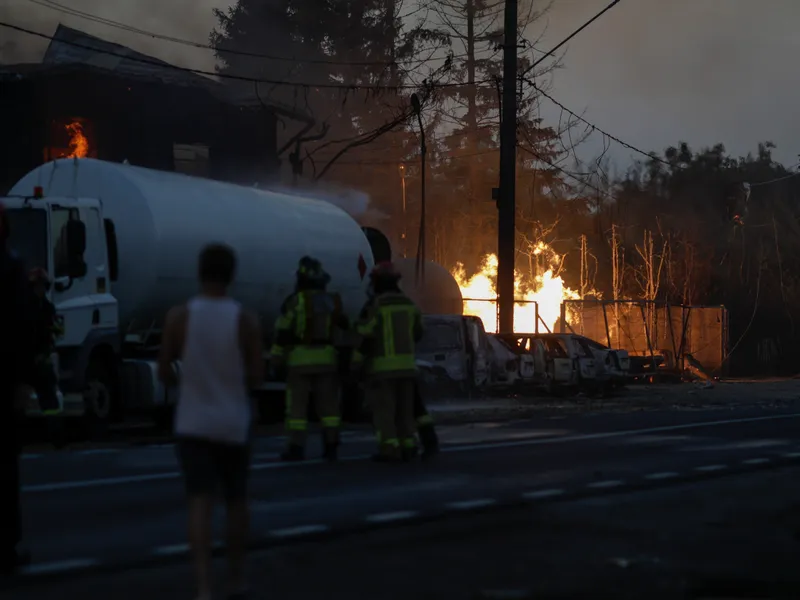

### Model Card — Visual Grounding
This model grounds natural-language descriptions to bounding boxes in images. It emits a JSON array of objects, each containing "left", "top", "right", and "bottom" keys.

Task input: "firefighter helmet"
[
  {"left": 296, "top": 255, "right": 330, "bottom": 287},
  {"left": 370, "top": 261, "right": 401, "bottom": 281}
]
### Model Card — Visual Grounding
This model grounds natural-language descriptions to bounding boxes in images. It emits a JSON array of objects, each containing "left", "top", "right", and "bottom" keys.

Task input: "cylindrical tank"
[
  {"left": 10, "top": 159, "right": 375, "bottom": 334},
  {"left": 394, "top": 258, "right": 463, "bottom": 315}
]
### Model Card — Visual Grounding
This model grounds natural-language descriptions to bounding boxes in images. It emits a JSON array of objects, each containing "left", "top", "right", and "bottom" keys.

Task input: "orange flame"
[
  {"left": 452, "top": 245, "right": 584, "bottom": 333},
  {"left": 64, "top": 122, "right": 89, "bottom": 158}
]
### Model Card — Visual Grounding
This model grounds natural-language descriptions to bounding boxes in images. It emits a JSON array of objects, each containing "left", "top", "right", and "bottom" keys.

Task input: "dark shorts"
[{"left": 176, "top": 437, "right": 251, "bottom": 501}]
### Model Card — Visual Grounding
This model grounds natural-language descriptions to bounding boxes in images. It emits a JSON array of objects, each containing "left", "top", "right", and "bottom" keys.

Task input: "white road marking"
[
  {"left": 153, "top": 544, "right": 189, "bottom": 556},
  {"left": 680, "top": 439, "right": 789, "bottom": 452},
  {"left": 446, "top": 499, "right": 497, "bottom": 510},
  {"left": 623, "top": 435, "right": 692, "bottom": 445},
  {"left": 742, "top": 457, "right": 770, "bottom": 465},
  {"left": 365, "top": 511, "right": 418, "bottom": 523},
  {"left": 784, "top": 452, "right": 800, "bottom": 459},
  {"left": 154, "top": 541, "right": 223, "bottom": 556},
  {"left": 443, "top": 413, "right": 800, "bottom": 454},
  {"left": 695, "top": 464, "right": 727, "bottom": 472},
  {"left": 21, "top": 559, "right": 98, "bottom": 575},
  {"left": 270, "top": 524, "right": 329, "bottom": 538},
  {"left": 23, "top": 413, "right": 800, "bottom": 493},
  {"left": 522, "top": 488, "right": 565, "bottom": 500},
  {"left": 645, "top": 472, "right": 679, "bottom": 480},
  {"left": 77, "top": 448, "right": 121, "bottom": 455},
  {"left": 587, "top": 480, "right": 624, "bottom": 489},
  {"left": 22, "top": 454, "right": 42, "bottom": 460}
]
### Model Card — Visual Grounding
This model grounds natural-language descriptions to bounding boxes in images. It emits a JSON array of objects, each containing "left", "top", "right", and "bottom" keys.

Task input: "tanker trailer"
[{"left": 5, "top": 158, "right": 375, "bottom": 430}]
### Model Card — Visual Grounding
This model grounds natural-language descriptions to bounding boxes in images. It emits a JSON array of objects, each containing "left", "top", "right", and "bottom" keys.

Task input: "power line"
[
  {"left": 749, "top": 164, "right": 800, "bottom": 187},
  {"left": 1, "top": 21, "right": 494, "bottom": 91},
  {"left": 517, "top": 143, "right": 615, "bottom": 201},
  {"left": 521, "top": 0, "right": 621, "bottom": 78},
  {"left": 524, "top": 76, "right": 669, "bottom": 167},
  {"left": 25, "top": 0, "right": 479, "bottom": 68}
]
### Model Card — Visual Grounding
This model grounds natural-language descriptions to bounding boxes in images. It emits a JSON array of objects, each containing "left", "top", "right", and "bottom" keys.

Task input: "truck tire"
[{"left": 82, "top": 359, "right": 115, "bottom": 438}]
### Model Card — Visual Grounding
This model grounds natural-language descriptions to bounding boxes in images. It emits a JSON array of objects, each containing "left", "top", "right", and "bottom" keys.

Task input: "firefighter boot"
[
  {"left": 418, "top": 424, "right": 440, "bottom": 460},
  {"left": 280, "top": 444, "right": 305, "bottom": 462}
]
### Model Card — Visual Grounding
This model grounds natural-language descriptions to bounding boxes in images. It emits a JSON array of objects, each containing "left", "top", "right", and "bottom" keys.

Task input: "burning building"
[{"left": 0, "top": 24, "right": 313, "bottom": 193}]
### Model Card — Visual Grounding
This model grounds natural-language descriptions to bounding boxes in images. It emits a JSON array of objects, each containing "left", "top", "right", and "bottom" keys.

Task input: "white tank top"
[{"left": 174, "top": 296, "right": 252, "bottom": 445}]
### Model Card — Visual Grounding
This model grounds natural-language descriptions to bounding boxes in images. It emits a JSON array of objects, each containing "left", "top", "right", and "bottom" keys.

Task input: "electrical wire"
[
  {"left": 748, "top": 163, "right": 800, "bottom": 187},
  {"left": 22, "top": 0, "right": 491, "bottom": 68},
  {"left": 524, "top": 76, "right": 670, "bottom": 168},
  {"left": 517, "top": 142, "right": 615, "bottom": 201},
  {"left": 0, "top": 20, "right": 499, "bottom": 91}
]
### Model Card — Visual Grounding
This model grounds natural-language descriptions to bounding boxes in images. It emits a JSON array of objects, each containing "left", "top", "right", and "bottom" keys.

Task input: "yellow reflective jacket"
[
  {"left": 270, "top": 290, "right": 349, "bottom": 374},
  {"left": 355, "top": 292, "right": 423, "bottom": 379}
]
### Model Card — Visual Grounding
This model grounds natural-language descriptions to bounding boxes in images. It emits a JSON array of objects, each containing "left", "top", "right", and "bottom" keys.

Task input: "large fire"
[
  {"left": 64, "top": 122, "right": 89, "bottom": 158},
  {"left": 452, "top": 243, "right": 582, "bottom": 333}
]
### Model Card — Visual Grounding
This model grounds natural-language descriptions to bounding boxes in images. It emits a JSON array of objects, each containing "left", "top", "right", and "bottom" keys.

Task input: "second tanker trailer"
[{"left": 4, "top": 158, "right": 377, "bottom": 428}]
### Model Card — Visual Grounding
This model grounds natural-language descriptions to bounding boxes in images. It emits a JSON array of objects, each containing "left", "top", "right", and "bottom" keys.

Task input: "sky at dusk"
[{"left": 2, "top": 0, "right": 799, "bottom": 171}]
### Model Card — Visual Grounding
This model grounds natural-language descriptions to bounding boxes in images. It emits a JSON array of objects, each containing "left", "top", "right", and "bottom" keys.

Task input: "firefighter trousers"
[
  {"left": 366, "top": 377, "right": 416, "bottom": 459},
  {"left": 285, "top": 372, "right": 340, "bottom": 448}
]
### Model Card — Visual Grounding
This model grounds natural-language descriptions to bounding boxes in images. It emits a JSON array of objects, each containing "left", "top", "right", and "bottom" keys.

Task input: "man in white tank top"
[{"left": 158, "top": 243, "right": 263, "bottom": 600}]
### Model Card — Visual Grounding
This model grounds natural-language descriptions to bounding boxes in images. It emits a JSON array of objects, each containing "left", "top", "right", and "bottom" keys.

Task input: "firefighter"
[
  {"left": 28, "top": 268, "right": 63, "bottom": 416},
  {"left": 270, "top": 256, "right": 349, "bottom": 462},
  {"left": 359, "top": 274, "right": 439, "bottom": 459},
  {"left": 355, "top": 262, "right": 424, "bottom": 462},
  {"left": 0, "top": 203, "right": 35, "bottom": 574}
]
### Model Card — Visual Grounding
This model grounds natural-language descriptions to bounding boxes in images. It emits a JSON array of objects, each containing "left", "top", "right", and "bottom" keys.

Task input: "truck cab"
[{"left": 3, "top": 188, "right": 120, "bottom": 424}]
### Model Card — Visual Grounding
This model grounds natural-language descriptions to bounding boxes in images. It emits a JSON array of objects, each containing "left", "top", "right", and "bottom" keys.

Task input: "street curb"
[{"left": 5, "top": 448, "right": 800, "bottom": 589}]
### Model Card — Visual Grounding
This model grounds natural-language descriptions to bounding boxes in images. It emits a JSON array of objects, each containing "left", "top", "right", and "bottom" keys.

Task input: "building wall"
[{"left": 0, "top": 69, "right": 279, "bottom": 193}]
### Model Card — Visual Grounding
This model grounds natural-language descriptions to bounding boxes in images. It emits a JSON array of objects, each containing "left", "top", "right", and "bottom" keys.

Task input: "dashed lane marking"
[
  {"left": 152, "top": 544, "right": 189, "bottom": 556},
  {"left": 587, "top": 480, "right": 624, "bottom": 489},
  {"left": 695, "top": 464, "right": 727, "bottom": 473},
  {"left": 742, "top": 457, "right": 770, "bottom": 465},
  {"left": 645, "top": 472, "right": 679, "bottom": 480},
  {"left": 22, "top": 413, "right": 800, "bottom": 493},
  {"left": 21, "top": 559, "right": 99, "bottom": 575},
  {"left": 446, "top": 499, "right": 497, "bottom": 510},
  {"left": 365, "top": 511, "right": 419, "bottom": 523},
  {"left": 269, "top": 525, "right": 329, "bottom": 538},
  {"left": 522, "top": 488, "right": 565, "bottom": 500},
  {"left": 22, "top": 454, "right": 42, "bottom": 460},
  {"left": 76, "top": 448, "right": 121, "bottom": 456},
  {"left": 784, "top": 452, "right": 800, "bottom": 459}
]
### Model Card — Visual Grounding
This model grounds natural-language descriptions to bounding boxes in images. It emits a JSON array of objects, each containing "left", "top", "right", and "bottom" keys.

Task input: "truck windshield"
[{"left": 6, "top": 208, "right": 48, "bottom": 273}]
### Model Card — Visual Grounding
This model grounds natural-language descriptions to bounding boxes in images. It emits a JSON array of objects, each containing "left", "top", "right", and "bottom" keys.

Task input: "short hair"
[{"left": 198, "top": 243, "right": 236, "bottom": 285}]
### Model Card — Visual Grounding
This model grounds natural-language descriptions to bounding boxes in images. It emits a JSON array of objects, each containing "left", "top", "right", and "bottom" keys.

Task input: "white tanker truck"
[{"left": 3, "top": 158, "right": 380, "bottom": 429}]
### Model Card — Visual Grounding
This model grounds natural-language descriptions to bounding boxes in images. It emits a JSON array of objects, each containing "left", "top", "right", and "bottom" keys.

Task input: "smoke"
[
  {"left": 4, "top": 0, "right": 799, "bottom": 166},
  {"left": 0, "top": 0, "right": 229, "bottom": 69},
  {"left": 268, "top": 181, "right": 389, "bottom": 227},
  {"left": 529, "top": 0, "right": 800, "bottom": 165}
]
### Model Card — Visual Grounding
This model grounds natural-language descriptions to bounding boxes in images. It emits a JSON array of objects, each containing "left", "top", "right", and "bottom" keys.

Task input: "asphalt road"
[
  {"left": 12, "top": 404, "right": 800, "bottom": 580},
  {"left": 9, "top": 466, "right": 800, "bottom": 599}
]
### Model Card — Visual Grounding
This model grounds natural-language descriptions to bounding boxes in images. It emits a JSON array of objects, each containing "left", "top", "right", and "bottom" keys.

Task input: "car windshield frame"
[
  {"left": 417, "top": 321, "right": 462, "bottom": 353},
  {"left": 5, "top": 207, "right": 48, "bottom": 273}
]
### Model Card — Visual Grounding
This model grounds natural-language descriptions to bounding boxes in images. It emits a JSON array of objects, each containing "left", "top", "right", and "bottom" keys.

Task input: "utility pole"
[{"left": 497, "top": 0, "right": 518, "bottom": 334}]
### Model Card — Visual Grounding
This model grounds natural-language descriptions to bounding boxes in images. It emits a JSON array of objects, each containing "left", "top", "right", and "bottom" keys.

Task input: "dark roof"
[{"left": 4, "top": 24, "right": 313, "bottom": 123}]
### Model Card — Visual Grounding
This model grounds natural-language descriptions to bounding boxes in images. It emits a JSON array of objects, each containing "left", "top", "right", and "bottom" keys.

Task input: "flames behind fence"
[{"left": 563, "top": 300, "right": 729, "bottom": 374}]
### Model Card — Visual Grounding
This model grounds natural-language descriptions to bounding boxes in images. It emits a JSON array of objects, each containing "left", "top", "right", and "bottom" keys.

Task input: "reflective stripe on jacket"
[
  {"left": 355, "top": 292, "right": 423, "bottom": 378},
  {"left": 270, "top": 290, "right": 347, "bottom": 372}
]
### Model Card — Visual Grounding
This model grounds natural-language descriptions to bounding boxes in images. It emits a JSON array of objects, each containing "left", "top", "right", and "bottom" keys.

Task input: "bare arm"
[
  {"left": 158, "top": 305, "right": 187, "bottom": 385},
  {"left": 239, "top": 309, "right": 264, "bottom": 391}
]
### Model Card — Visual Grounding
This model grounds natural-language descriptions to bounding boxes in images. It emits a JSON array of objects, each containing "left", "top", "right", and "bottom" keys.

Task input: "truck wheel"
[{"left": 82, "top": 360, "right": 114, "bottom": 438}]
